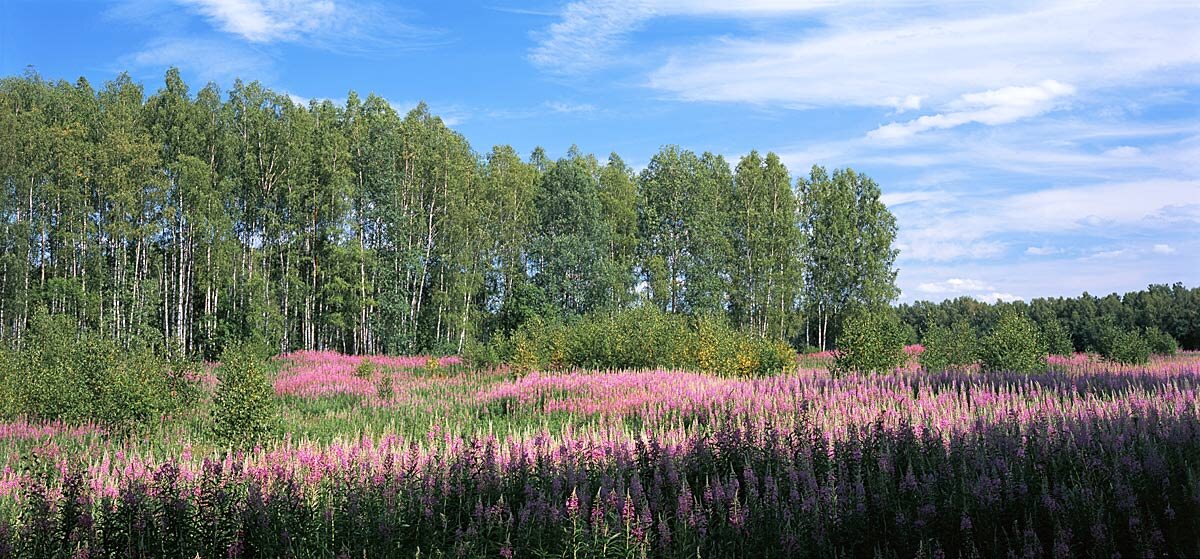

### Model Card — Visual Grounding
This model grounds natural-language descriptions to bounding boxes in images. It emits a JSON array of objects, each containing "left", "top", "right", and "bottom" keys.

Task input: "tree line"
[
  {"left": 0, "top": 69, "right": 898, "bottom": 358},
  {"left": 898, "top": 283, "right": 1200, "bottom": 352}
]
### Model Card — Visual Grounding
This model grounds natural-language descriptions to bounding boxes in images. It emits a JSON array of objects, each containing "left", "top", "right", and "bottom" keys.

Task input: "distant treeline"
[
  {"left": 0, "top": 69, "right": 899, "bottom": 358},
  {"left": 898, "top": 283, "right": 1200, "bottom": 351}
]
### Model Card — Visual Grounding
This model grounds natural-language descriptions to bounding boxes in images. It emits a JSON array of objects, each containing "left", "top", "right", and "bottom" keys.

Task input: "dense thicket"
[
  {"left": 899, "top": 283, "right": 1200, "bottom": 352},
  {"left": 484, "top": 306, "right": 795, "bottom": 377},
  {"left": 0, "top": 69, "right": 898, "bottom": 357}
]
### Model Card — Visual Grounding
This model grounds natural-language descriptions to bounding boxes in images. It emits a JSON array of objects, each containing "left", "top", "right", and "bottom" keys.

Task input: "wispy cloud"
[
  {"left": 869, "top": 81, "right": 1076, "bottom": 140},
  {"left": 176, "top": 0, "right": 331, "bottom": 43},
  {"left": 892, "top": 178, "right": 1200, "bottom": 263},
  {"left": 121, "top": 37, "right": 274, "bottom": 83},
  {"left": 642, "top": 2, "right": 1200, "bottom": 108},
  {"left": 173, "top": 0, "right": 441, "bottom": 52},
  {"left": 529, "top": 0, "right": 848, "bottom": 76},
  {"left": 1025, "top": 246, "right": 1060, "bottom": 256}
]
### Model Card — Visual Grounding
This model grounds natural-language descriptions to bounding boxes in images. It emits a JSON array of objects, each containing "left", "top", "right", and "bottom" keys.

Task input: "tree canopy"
[{"left": 0, "top": 69, "right": 908, "bottom": 356}]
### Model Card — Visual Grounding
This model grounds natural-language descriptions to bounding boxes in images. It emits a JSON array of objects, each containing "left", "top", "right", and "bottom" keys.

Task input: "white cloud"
[
  {"left": 545, "top": 101, "right": 597, "bottom": 114},
  {"left": 171, "top": 0, "right": 440, "bottom": 52},
  {"left": 880, "top": 190, "right": 943, "bottom": 207},
  {"left": 1153, "top": 243, "right": 1176, "bottom": 254},
  {"left": 1083, "top": 249, "right": 1129, "bottom": 261},
  {"left": 529, "top": 0, "right": 651, "bottom": 76},
  {"left": 124, "top": 37, "right": 273, "bottom": 83},
  {"left": 917, "top": 278, "right": 993, "bottom": 294},
  {"left": 1025, "top": 246, "right": 1059, "bottom": 256},
  {"left": 1105, "top": 145, "right": 1141, "bottom": 158},
  {"left": 915, "top": 278, "right": 1022, "bottom": 303},
  {"left": 885, "top": 95, "right": 923, "bottom": 113},
  {"left": 529, "top": 0, "right": 849, "bottom": 75},
  {"left": 642, "top": 2, "right": 1200, "bottom": 108},
  {"left": 869, "top": 81, "right": 1076, "bottom": 140},
  {"left": 894, "top": 179, "right": 1200, "bottom": 263},
  {"left": 177, "top": 0, "right": 334, "bottom": 43}
]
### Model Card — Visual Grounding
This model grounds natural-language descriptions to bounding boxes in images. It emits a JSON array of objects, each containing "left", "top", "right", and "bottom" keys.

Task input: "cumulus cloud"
[{"left": 1153, "top": 243, "right": 1176, "bottom": 254}]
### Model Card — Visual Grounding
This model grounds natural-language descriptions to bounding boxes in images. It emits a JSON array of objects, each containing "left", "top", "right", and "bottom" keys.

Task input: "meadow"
[{"left": 2, "top": 350, "right": 1200, "bottom": 557}]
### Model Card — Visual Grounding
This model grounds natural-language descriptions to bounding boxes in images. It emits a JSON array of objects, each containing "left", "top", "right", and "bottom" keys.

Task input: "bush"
[
  {"left": 833, "top": 308, "right": 907, "bottom": 375},
  {"left": 1145, "top": 326, "right": 1178, "bottom": 356},
  {"left": 487, "top": 307, "right": 793, "bottom": 377},
  {"left": 692, "top": 313, "right": 794, "bottom": 377},
  {"left": 1041, "top": 318, "right": 1075, "bottom": 356},
  {"left": 920, "top": 321, "right": 979, "bottom": 372},
  {"left": 980, "top": 312, "right": 1047, "bottom": 373},
  {"left": 211, "top": 343, "right": 276, "bottom": 448},
  {"left": 0, "top": 309, "right": 186, "bottom": 429},
  {"left": 1104, "top": 329, "right": 1151, "bottom": 365}
]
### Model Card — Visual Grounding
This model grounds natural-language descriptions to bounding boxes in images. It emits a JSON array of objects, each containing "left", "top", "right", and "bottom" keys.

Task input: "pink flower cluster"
[
  {"left": 271, "top": 350, "right": 463, "bottom": 401},
  {"left": 0, "top": 419, "right": 105, "bottom": 440}
]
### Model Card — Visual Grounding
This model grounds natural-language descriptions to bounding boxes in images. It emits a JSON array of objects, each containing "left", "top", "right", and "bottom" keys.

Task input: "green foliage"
[
  {"left": 0, "top": 309, "right": 187, "bottom": 428},
  {"left": 897, "top": 283, "right": 1200, "bottom": 353},
  {"left": 1102, "top": 329, "right": 1151, "bottom": 365},
  {"left": 355, "top": 358, "right": 376, "bottom": 378},
  {"left": 919, "top": 321, "right": 979, "bottom": 372},
  {"left": 490, "top": 307, "right": 793, "bottom": 377},
  {"left": 798, "top": 166, "right": 900, "bottom": 350},
  {"left": 832, "top": 308, "right": 907, "bottom": 375},
  {"left": 980, "top": 312, "right": 1047, "bottom": 374},
  {"left": 1144, "top": 326, "right": 1178, "bottom": 356},
  {"left": 1041, "top": 318, "right": 1075, "bottom": 356},
  {"left": 211, "top": 343, "right": 276, "bottom": 448}
]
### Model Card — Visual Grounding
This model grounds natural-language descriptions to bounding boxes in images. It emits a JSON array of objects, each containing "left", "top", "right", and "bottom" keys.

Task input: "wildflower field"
[{"left": 4, "top": 351, "right": 1200, "bottom": 558}]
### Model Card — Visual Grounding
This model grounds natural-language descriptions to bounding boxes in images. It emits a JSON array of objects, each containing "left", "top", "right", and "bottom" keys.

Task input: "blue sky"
[{"left": 3, "top": 0, "right": 1198, "bottom": 302}]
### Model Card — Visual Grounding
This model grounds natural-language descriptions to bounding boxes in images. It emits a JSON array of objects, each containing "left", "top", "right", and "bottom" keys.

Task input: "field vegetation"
[{"left": 0, "top": 314, "right": 1195, "bottom": 557}]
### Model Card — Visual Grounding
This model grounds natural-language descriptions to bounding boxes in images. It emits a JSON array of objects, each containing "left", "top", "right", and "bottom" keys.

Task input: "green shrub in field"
[
  {"left": 509, "top": 317, "right": 569, "bottom": 372},
  {"left": 920, "top": 321, "right": 979, "bottom": 372},
  {"left": 1103, "top": 329, "right": 1151, "bottom": 365},
  {"left": 980, "top": 312, "right": 1047, "bottom": 373},
  {"left": 354, "top": 358, "right": 375, "bottom": 378},
  {"left": 754, "top": 337, "right": 798, "bottom": 377},
  {"left": 693, "top": 313, "right": 795, "bottom": 377},
  {"left": 833, "top": 308, "right": 907, "bottom": 375},
  {"left": 212, "top": 344, "right": 276, "bottom": 448},
  {"left": 1041, "top": 318, "right": 1075, "bottom": 356},
  {"left": 1144, "top": 326, "right": 1178, "bottom": 356},
  {"left": 491, "top": 306, "right": 792, "bottom": 377},
  {"left": 0, "top": 309, "right": 184, "bottom": 428}
]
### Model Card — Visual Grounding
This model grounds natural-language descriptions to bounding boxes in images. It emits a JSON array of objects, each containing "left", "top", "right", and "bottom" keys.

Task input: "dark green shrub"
[
  {"left": 1041, "top": 318, "right": 1075, "bottom": 356},
  {"left": 920, "top": 321, "right": 979, "bottom": 372},
  {"left": 833, "top": 308, "right": 907, "bottom": 375},
  {"left": 1145, "top": 326, "right": 1178, "bottom": 356},
  {"left": 1104, "top": 329, "right": 1151, "bottom": 365},
  {"left": 211, "top": 343, "right": 276, "bottom": 448},
  {"left": 980, "top": 312, "right": 1047, "bottom": 373}
]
